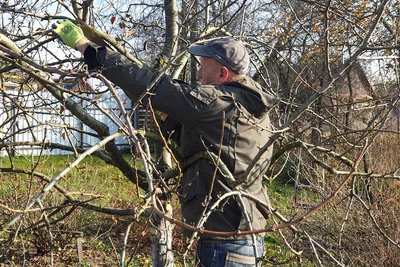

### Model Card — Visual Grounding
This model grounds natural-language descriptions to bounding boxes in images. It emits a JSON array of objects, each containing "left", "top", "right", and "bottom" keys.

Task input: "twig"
[
  {"left": 306, "top": 231, "right": 323, "bottom": 267},
  {"left": 153, "top": 138, "right": 368, "bottom": 239},
  {"left": 120, "top": 220, "right": 135, "bottom": 267},
  {"left": 1, "top": 132, "right": 122, "bottom": 232},
  {"left": 36, "top": 199, "right": 54, "bottom": 267},
  {"left": 236, "top": 190, "right": 259, "bottom": 259},
  {"left": 338, "top": 191, "right": 354, "bottom": 260},
  {"left": 147, "top": 100, "right": 182, "bottom": 179},
  {"left": 241, "top": 0, "right": 391, "bottom": 182},
  {"left": 353, "top": 193, "right": 400, "bottom": 249}
]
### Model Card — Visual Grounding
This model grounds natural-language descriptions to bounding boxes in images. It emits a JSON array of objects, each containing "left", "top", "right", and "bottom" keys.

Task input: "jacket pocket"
[
  {"left": 179, "top": 174, "right": 207, "bottom": 225},
  {"left": 189, "top": 85, "right": 218, "bottom": 105}
]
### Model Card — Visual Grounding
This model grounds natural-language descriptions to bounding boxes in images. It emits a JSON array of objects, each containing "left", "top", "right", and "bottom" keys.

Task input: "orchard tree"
[{"left": 0, "top": 0, "right": 399, "bottom": 266}]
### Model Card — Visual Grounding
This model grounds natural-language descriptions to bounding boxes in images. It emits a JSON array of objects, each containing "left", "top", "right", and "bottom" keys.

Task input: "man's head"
[{"left": 188, "top": 38, "right": 249, "bottom": 85}]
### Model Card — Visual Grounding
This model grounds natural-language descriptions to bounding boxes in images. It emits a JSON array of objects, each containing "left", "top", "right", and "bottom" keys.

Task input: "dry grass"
[
  {"left": 0, "top": 155, "right": 195, "bottom": 266},
  {"left": 266, "top": 132, "right": 400, "bottom": 266}
]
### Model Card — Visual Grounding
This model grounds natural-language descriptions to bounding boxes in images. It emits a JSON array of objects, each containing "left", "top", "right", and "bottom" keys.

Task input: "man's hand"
[{"left": 52, "top": 19, "right": 85, "bottom": 49}]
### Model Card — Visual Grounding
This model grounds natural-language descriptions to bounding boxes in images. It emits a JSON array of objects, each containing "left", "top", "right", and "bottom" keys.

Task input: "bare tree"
[{"left": 0, "top": 0, "right": 399, "bottom": 266}]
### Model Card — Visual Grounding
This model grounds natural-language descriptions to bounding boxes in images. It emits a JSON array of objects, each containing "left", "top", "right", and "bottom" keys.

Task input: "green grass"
[
  {"left": 0, "top": 154, "right": 147, "bottom": 263},
  {"left": 262, "top": 175, "right": 324, "bottom": 266},
  {"left": 0, "top": 154, "right": 143, "bottom": 206},
  {"left": 0, "top": 154, "right": 199, "bottom": 266},
  {"left": 0, "top": 154, "right": 314, "bottom": 266}
]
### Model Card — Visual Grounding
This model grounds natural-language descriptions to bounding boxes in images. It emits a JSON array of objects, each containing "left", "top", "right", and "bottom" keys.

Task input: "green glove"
[{"left": 52, "top": 19, "right": 84, "bottom": 49}]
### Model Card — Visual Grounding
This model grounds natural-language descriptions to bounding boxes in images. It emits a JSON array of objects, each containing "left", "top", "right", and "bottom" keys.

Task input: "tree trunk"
[
  {"left": 150, "top": 206, "right": 175, "bottom": 267},
  {"left": 150, "top": 142, "right": 174, "bottom": 266},
  {"left": 150, "top": 148, "right": 174, "bottom": 267},
  {"left": 163, "top": 0, "right": 179, "bottom": 59}
]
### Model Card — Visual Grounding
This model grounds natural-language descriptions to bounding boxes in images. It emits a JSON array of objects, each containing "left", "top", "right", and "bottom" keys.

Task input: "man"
[{"left": 53, "top": 19, "right": 277, "bottom": 266}]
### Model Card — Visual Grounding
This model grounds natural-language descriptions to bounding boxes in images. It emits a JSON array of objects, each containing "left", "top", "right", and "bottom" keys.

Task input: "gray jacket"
[{"left": 84, "top": 44, "right": 277, "bottom": 240}]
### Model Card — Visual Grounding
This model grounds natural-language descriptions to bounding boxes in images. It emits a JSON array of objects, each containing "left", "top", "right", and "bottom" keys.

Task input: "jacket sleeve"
[{"left": 83, "top": 44, "right": 211, "bottom": 125}]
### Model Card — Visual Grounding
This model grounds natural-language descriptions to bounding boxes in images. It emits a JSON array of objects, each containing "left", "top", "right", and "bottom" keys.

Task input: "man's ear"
[{"left": 218, "top": 66, "right": 230, "bottom": 84}]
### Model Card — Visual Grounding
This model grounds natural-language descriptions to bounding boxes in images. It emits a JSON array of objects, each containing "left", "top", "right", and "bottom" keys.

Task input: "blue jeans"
[{"left": 196, "top": 238, "right": 264, "bottom": 267}]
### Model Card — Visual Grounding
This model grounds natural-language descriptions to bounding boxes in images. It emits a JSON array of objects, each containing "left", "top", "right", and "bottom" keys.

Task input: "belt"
[{"left": 199, "top": 238, "right": 263, "bottom": 244}]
